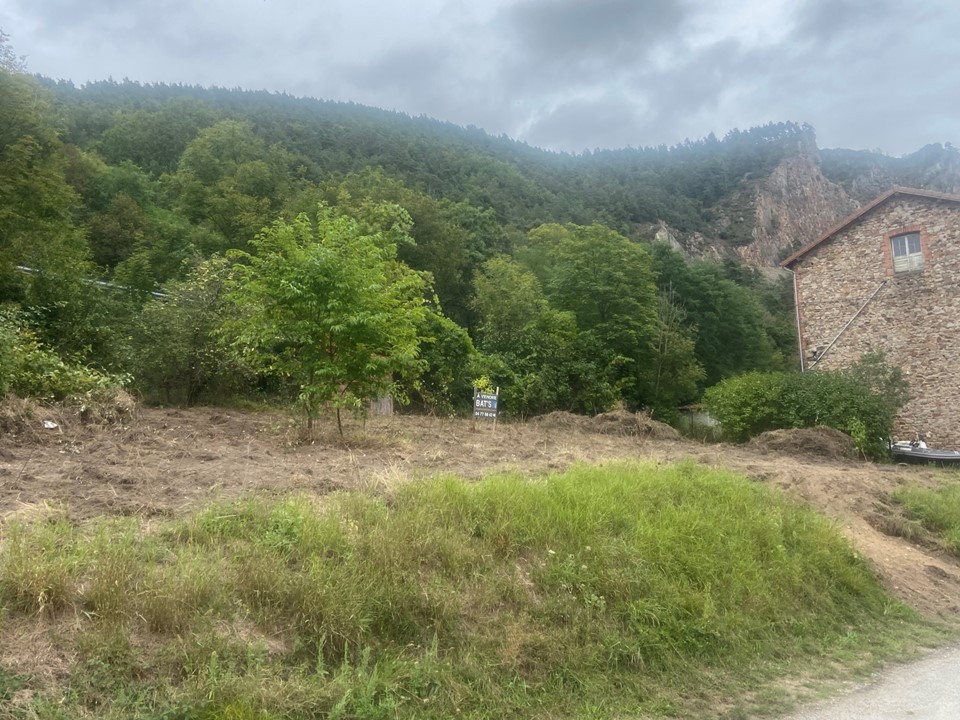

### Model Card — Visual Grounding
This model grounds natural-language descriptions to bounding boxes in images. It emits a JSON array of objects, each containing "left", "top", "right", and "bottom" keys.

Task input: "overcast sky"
[{"left": 2, "top": 0, "right": 957, "bottom": 156}]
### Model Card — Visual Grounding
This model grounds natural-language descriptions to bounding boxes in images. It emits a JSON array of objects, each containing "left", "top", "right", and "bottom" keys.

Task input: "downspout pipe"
[{"left": 787, "top": 267, "right": 805, "bottom": 372}]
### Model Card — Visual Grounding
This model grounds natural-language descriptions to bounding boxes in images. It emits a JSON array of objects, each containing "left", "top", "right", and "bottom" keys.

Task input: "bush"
[
  {"left": 130, "top": 257, "right": 251, "bottom": 405},
  {"left": 404, "top": 308, "right": 480, "bottom": 415},
  {"left": 703, "top": 356, "right": 907, "bottom": 459},
  {"left": 0, "top": 307, "right": 128, "bottom": 400},
  {"left": 699, "top": 371, "right": 784, "bottom": 442}
]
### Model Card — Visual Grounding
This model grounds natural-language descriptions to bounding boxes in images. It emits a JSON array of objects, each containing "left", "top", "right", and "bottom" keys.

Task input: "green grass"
[
  {"left": 892, "top": 476, "right": 960, "bottom": 554},
  {"left": 0, "top": 462, "right": 947, "bottom": 719}
]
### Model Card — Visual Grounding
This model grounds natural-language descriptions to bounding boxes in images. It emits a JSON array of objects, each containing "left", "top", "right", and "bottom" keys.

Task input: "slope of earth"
[{"left": 2, "top": 405, "right": 959, "bottom": 621}]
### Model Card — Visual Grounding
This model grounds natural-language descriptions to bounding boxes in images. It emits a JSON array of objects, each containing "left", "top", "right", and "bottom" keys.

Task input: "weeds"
[
  {"left": 0, "top": 514, "right": 81, "bottom": 615},
  {"left": 892, "top": 478, "right": 960, "bottom": 554},
  {"left": 0, "top": 462, "right": 947, "bottom": 718}
]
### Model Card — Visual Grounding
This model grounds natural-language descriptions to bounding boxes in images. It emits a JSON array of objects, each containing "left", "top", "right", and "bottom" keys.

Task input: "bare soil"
[{"left": 2, "top": 404, "right": 960, "bottom": 621}]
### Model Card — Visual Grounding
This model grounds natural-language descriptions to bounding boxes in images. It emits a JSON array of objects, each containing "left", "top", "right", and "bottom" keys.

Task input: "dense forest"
[{"left": 0, "top": 38, "right": 845, "bottom": 423}]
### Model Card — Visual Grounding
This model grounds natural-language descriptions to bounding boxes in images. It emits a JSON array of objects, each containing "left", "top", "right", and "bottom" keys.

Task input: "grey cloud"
[
  {"left": 502, "top": 0, "right": 686, "bottom": 60},
  {"left": 515, "top": 34, "right": 764, "bottom": 152},
  {"left": 339, "top": 43, "right": 466, "bottom": 118},
  {"left": 790, "top": 0, "right": 900, "bottom": 45},
  {"left": 522, "top": 93, "right": 647, "bottom": 151},
  {"left": 754, "top": 0, "right": 960, "bottom": 153},
  {"left": 2, "top": 0, "right": 958, "bottom": 156},
  {"left": 9, "top": 0, "right": 175, "bottom": 37},
  {"left": 634, "top": 39, "right": 745, "bottom": 120},
  {"left": 344, "top": 45, "right": 452, "bottom": 94},
  {"left": 493, "top": 0, "right": 689, "bottom": 92}
]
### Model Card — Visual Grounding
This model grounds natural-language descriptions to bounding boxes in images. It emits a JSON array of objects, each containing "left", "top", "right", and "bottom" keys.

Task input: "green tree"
[
  {"left": 86, "top": 192, "right": 148, "bottom": 267},
  {"left": 224, "top": 204, "right": 427, "bottom": 433},
  {"left": 312, "top": 168, "right": 509, "bottom": 330},
  {"left": 0, "top": 28, "right": 26, "bottom": 73},
  {"left": 406, "top": 307, "right": 480, "bottom": 415},
  {"left": 0, "top": 64, "right": 132, "bottom": 368},
  {"left": 96, "top": 99, "right": 220, "bottom": 177},
  {"left": 649, "top": 243, "right": 783, "bottom": 387},
  {"left": 0, "top": 67, "right": 80, "bottom": 300},
  {"left": 649, "top": 289, "right": 705, "bottom": 420},
  {"left": 170, "top": 119, "right": 299, "bottom": 252},
  {"left": 520, "top": 223, "right": 659, "bottom": 408},
  {"left": 131, "top": 256, "right": 246, "bottom": 404},
  {"left": 472, "top": 257, "right": 615, "bottom": 416}
]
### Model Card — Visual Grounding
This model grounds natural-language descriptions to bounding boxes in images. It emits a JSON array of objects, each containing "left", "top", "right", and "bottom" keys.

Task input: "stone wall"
[{"left": 793, "top": 195, "right": 960, "bottom": 447}]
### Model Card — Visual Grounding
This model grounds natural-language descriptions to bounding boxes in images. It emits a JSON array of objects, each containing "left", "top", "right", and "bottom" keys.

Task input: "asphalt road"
[{"left": 777, "top": 645, "right": 960, "bottom": 720}]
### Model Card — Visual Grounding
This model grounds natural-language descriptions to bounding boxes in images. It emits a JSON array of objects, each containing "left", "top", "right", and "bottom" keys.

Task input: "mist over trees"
[{"left": 1, "top": 37, "right": 827, "bottom": 423}]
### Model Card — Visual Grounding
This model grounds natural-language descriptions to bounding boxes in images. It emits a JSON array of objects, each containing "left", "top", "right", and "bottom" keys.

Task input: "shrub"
[
  {"left": 703, "top": 355, "right": 907, "bottom": 459},
  {"left": 780, "top": 370, "right": 896, "bottom": 459},
  {"left": 130, "top": 256, "right": 250, "bottom": 405},
  {"left": 700, "top": 371, "right": 785, "bottom": 442},
  {"left": 0, "top": 307, "right": 128, "bottom": 400}
]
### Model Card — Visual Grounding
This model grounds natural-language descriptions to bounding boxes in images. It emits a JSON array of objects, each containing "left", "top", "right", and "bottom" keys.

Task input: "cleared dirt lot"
[{"left": 2, "top": 404, "right": 959, "bottom": 620}]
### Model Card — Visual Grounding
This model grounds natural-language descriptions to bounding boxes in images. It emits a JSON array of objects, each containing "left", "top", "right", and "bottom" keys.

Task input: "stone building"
[{"left": 782, "top": 187, "right": 960, "bottom": 448}]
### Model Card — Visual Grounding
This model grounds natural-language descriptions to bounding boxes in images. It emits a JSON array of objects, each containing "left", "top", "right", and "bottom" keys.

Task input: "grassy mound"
[
  {"left": 0, "top": 462, "right": 936, "bottom": 718},
  {"left": 893, "top": 480, "right": 960, "bottom": 555}
]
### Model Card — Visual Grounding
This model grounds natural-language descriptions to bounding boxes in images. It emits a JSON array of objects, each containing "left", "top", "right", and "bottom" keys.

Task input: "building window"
[{"left": 891, "top": 231, "right": 923, "bottom": 273}]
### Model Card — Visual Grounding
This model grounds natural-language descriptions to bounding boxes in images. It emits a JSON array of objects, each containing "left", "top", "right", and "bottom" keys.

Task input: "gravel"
[{"left": 777, "top": 645, "right": 960, "bottom": 720}]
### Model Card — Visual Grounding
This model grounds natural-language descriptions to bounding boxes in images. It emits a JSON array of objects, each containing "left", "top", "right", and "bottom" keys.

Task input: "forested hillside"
[{"left": 3, "top": 50, "right": 957, "bottom": 421}]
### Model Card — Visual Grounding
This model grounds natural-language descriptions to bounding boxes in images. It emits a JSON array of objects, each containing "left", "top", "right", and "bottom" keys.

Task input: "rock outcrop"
[
  {"left": 736, "top": 152, "right": 858, "bottom": 268},
  {"left": 648, "top": 141, "right": 960, "bottom": 272}
]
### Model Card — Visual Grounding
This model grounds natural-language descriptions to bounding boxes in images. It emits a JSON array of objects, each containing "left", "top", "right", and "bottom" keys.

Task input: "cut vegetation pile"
[
  {"left": 0, "top": 392, "right": 137, "bottom": 445},
  {"left": 533, "top": 409, "right": 680, "bottom": 439},
  {"left": 746, "top": 427, "right": 859, "bottom": 461},
  {"left": 0, "top": 462, "right": 934, "bottom": 719}
]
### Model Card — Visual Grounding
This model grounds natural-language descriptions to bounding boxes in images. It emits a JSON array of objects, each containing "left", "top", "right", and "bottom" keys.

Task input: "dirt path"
[{"left": 2, "top": 405, "right": 959, "bottom": 620}]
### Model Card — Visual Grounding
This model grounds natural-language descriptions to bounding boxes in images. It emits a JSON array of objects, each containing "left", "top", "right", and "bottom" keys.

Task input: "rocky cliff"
[
  {"left": 735, "top": 152, "right": 858, "bottom": 268},
  {"left": 655, "top": 141, "right": 960, "bottom": 271}
]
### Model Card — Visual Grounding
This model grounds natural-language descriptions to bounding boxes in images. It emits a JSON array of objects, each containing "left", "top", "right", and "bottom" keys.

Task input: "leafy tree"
[
  {"left": 313, "top": 168, "right": 509, "bottom": 330},
  {"left": 520, "top": 223, "right": 658, "bottom": 408},
  {"left": 473, "top": 256, "right": 552, "bottom": 356},
  {"left": 131, "top": 256, "right": 246, "bottom": 404},
  {"left": 95, "top": 100, "right": 220, "bottom": 177},
  {"left": 0, "top": 65, "right": 133, "bottom": 369},
  {"left": 224, "top": 204, "right": 427, "bottom": 433},
  {"left": 112, "top": 207, "right": 222, "bottom": 292},
  {"left": 649, "top": 289, "right": 705, "bottom": 420},
  {"left": 170, "top": 119, "right": 300, "bottom": 252},
  {"left": 472, "top": 257, "right": 615, "bottom": 416},
  {"left": 649, "top": 243, "right": 783, "bottom": 386},
  {"left": 0, "top": 28, "right": 25, "bottom": 73},
  {"left": 0, "top": 67, "right": 78, "bottom": 300},
  {"left": 405, "top": 307, "right": 480, "bottom": 415},
  {"left": 86, "top": 192, "right": 148, "bottom": 267}
]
